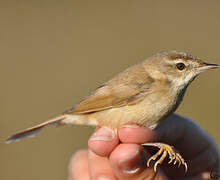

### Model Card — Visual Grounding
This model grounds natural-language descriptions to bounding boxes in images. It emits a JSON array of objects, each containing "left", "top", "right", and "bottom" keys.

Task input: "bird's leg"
[{"left": 142, "top": 142, "right": 187, "bottom": 172}]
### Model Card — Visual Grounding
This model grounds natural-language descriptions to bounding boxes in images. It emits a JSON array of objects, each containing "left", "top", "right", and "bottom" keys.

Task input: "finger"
[
  {"left": 88, "top": 127, "right": 119, "bottom": 157},
  {"left": 109, "top": 143, "right": 169, "bottom": 180},
  {"left": 68, "top": 149, "right": 90, "bottom": 180},
  {"left": 88, "top": 149, "right": 117, "bottom": 180},
  {"left": 119, "top": 125, "right": 155, "bottom": 144}
]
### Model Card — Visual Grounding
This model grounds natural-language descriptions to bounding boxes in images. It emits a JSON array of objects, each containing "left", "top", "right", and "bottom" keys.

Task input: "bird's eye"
[{"left": 176, "top": 63, "right": 185, "bottom": 70}]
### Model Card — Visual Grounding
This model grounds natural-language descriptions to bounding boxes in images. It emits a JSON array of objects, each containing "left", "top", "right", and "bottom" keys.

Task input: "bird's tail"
[
  {"left": 6, "top": 114, "right": 97, "bottom": 144},
  {"left": 5, "top": 115, "right": 67, "bottom": 144}
]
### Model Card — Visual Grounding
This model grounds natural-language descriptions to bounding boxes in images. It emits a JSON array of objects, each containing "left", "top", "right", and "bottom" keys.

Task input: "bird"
[{"left": 6, "top": 50, "right": 219, "bottom": 172}]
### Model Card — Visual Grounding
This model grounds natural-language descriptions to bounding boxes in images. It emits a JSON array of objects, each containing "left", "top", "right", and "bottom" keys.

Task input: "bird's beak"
[{"left": 197, "top": 62, "right": 219, "bottom": 73}]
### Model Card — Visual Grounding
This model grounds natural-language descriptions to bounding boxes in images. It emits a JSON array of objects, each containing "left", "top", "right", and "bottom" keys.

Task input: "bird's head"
[{"left": 148, "top": 51, "right": 219, "bottom": 89}]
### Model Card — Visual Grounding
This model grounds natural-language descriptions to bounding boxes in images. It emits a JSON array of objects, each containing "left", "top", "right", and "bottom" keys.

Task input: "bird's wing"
[{"left": 65, "top": 65, "right": 155, "bottom": 114}]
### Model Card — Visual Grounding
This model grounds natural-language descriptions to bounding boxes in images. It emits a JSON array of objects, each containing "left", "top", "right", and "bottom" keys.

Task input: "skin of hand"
[{"left": 68, "top": 114, "right": 220, "bottom": 180}]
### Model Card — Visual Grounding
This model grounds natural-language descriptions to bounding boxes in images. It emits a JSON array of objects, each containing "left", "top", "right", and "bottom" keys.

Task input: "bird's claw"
[{"left": 142, "top": 143, "right": 187, "bottom": 172}]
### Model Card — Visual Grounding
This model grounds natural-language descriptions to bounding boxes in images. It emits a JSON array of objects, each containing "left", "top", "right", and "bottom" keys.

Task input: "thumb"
[{"left": 109, "top": 143, "right": 169, "bottom": 180}]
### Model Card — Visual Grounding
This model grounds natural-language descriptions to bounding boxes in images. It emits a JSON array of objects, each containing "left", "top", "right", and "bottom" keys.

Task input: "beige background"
[{"left": 1, "top": 1, "right": 220, "bottom": 179}]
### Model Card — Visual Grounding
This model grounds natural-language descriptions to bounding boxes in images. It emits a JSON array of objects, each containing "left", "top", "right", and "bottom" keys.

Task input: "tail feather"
[{"left": 5, "top": 115, "right": 66, "bottom": 144}]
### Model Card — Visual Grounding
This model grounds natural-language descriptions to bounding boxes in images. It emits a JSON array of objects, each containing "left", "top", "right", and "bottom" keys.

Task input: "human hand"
[{"left": 68, "top": 114, "right": 219, "bottom": 180}]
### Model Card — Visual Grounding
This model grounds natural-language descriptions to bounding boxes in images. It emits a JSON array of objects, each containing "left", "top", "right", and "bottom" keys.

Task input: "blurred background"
[{"left": 1, "top": 0, "right": 220, "bottom": 179}]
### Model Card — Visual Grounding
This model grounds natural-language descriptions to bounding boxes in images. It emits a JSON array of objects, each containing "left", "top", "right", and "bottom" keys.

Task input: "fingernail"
[
  {"left": 119, "top": 149, "right": 141, "bottom": 174},
  {"left": 122, "top": 124, "right": 140, "bottom": 128},
  {"left": 122, "top": 167, "right": 140, "bottom": 174},
  {"left": 202, "top": 172, "right": 212, "bottom": 179},
  {"left": 97, "top": 176, "right": 112, "bottom": 180},
  {"left": 90, "top": 128, "right": 115, "bottom": 142}
]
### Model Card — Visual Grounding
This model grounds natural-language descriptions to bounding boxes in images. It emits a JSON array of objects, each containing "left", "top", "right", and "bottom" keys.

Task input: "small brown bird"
[{"left": 6, "top": 51, "right": 219, "bottom": 172}]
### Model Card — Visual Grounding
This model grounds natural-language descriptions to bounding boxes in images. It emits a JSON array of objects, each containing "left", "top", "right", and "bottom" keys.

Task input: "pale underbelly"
[{"left": 88, "top": 95, "right": 173, "bottom": 129}]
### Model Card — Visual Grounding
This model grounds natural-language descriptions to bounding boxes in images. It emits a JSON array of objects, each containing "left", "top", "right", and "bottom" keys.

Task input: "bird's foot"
[{"left": 142, "top": 142, "right": 187, "bottom": 172}]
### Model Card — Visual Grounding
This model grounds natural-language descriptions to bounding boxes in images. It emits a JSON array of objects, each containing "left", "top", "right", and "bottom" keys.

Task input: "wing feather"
[{"left": 65, "top": 64, "right": 155, "bottom": 114}]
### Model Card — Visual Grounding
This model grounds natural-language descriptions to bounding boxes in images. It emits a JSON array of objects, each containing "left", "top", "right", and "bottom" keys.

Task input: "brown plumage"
[{"left": 6, "top": 50, "right": 219, "bottom": 143}]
